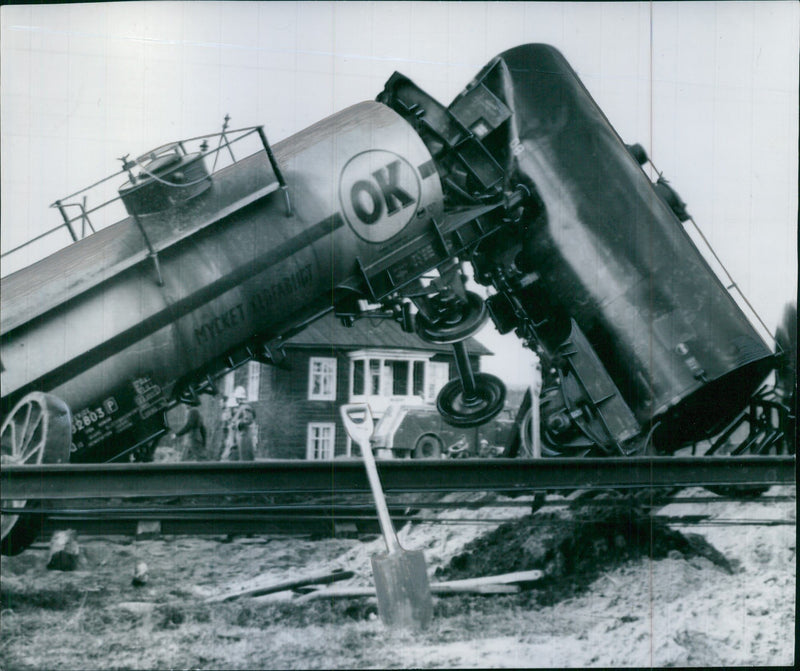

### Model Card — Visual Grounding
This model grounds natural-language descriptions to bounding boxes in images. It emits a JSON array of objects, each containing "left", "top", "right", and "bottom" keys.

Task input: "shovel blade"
[{"left": 371, "top": 549, "right": 433, "bottom": 630}]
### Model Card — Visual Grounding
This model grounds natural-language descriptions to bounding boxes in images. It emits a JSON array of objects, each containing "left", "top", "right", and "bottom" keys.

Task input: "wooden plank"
[
  {"left": 294, "top": 582, "right": 520, "bottom": 603},
  {"left": 205, "top": 568, "right": 354, "bottom": 603},
  {"left": 435, "top": 569, "right": 543, "bottom": 588}
]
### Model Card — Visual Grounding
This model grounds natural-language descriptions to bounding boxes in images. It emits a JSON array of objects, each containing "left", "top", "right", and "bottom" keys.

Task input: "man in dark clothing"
[
  {"left": 231, "top": 401, "right": 256, "bottom": 461},
  {"left": 174, "top": 401, "right": 207, "bottom": 461}
]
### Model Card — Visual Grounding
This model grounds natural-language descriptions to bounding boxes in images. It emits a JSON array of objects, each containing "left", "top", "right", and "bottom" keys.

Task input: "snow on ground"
[{"left": 1, "top": 486, "right": 794, "bottom": 668}]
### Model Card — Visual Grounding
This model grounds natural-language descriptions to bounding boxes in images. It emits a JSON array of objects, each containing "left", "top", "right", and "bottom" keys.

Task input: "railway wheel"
[
  {"left": 415, "top": 292, "right": 487, "bottom": 345},
  {"left": 702, "top": 452, "right": 773, "bottom": 498},
  {"left": 437, "top": 373, "right": 506, "bottom": 428},
  {"left": 413, "top": 434, "right": 443, "bottom": 459},
  {"left": 1, "top": 392, "right": 71, "bottom": 555},
  {"left": 701, "top": 407, "right": 786, "bottom": 498}
]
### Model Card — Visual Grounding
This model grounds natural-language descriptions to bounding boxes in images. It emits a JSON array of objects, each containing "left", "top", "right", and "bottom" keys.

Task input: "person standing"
[
  {"left": 221, "top": 386, "right": 258, "bottom": 461},
  {"left": 478, "top": 438, "right": 505, "bottom": 458},
  {"left": 232, "top": 399, "right": 257, "bottom": 461},
  {"left": 207, "top": 395, "right": 231, "bottom": 461},
  {"left": 174, "top": 399, "right": 207, "bottom": 461}
]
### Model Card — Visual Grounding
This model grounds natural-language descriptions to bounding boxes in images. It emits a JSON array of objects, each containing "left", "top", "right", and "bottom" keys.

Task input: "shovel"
[{"left": 340, "top": 404, "right": 433, "bottom": 630}]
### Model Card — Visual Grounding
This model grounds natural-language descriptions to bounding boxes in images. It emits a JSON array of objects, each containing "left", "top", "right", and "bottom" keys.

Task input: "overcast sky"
[{"left": 1, "top": 1, "right": 797, "bottom": 386}]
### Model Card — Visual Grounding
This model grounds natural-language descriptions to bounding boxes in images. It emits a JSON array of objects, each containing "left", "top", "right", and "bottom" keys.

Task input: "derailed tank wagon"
[
  {"left": 1, "top": 103, "right": 445, "bottom": 465},
  {"left": 1, "top": 44, "right": 793, "bottom": 553},
  {"left": 376, "top": 45, "right": 788, "bottom": 459}
]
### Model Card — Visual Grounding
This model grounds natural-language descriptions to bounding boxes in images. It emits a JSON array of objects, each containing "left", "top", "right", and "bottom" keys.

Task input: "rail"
[
  {"left": 6, "top": 491, "right": 794, "bottom": 539},
  {"left": 2, "top": 456, "right": 794, "bottom": 502}
]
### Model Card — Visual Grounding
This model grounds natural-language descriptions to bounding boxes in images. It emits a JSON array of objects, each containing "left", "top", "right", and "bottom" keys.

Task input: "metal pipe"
[
  {"left": 54, "top": 200, "right": 78, "bottom": 242},
  {"left": 256, "top": 126, "right": 292, "bottom": 216},
  {"left": 1, "top": 225, "right": 68, "bottom": 258}
]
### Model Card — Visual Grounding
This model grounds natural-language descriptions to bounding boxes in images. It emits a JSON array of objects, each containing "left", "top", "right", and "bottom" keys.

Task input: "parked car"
[{"left": 371, "top": 401, "right": 518, "bottom": 459}]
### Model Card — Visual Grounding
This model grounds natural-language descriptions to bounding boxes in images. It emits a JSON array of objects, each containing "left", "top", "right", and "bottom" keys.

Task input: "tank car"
[
  {"left": 377, "top": 43, "right": 789, "bottom": 457},
  {"left": 1, "top": 102, "right": 455, "bottom": 465}
]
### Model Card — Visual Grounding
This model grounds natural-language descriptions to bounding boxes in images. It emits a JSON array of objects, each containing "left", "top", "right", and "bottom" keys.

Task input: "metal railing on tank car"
[{"left": 0, "top": 117, "right": 288, "bottom": 271}]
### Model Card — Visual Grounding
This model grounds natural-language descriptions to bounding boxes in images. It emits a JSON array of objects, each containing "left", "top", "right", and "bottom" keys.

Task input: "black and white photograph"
[{"left": 1, "top": 2, "right": 796, "bottom": 668}]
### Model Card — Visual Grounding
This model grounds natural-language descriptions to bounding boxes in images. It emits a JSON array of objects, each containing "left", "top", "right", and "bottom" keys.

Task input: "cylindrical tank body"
[
  {"left": 457, "top": 44, "right": 774, "bottom": 449},
  {"left": 1, "top": 102, "right": 443, "bottom": 460}
]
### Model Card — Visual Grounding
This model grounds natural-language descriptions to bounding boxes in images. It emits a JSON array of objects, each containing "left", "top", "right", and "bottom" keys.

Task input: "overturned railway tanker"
[{"left": 1, "top": 44, "right": 794, "bottom": 553}]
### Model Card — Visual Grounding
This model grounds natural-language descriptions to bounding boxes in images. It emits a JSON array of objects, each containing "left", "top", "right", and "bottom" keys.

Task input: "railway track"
[
  {"left": 3, "top": 455, "right": 793, "bottom": 540},
  {"left": 5, "top": 488, "right": 794, "bottom": 539}
]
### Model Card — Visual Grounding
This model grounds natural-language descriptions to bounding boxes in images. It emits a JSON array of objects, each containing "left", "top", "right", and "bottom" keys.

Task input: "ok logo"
[
  {"left": 340, "top": 150, "right": 421, "bottom": 243},
  {"left": 350, "top": 161, "right": 415, "bottom": 224}
]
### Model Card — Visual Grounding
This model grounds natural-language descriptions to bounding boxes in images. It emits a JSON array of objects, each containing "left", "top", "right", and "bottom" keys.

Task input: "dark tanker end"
[
  {"left": 468, "top": 44, "right": 774, "bottom": 451},
  {"left": 380, "top": 44, "right": 776, "bottom": 453},
  {"left": 456, "top": 44, "right": 775, "bottom": 451}
]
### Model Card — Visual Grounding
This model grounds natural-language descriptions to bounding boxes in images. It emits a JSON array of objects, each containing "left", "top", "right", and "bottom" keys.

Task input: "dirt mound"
[{"left": 435, "top": 500, "right": 735, "bottom": 603}]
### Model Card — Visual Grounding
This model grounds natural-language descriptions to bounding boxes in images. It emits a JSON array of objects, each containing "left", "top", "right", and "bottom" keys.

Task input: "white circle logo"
[{"left": 339, "top": 150, "right": 420, "bottom": 243}]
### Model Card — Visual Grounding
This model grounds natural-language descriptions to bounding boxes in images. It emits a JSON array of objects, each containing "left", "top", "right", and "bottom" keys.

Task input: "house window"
[
  {"left": 306, "top": 422, "right": 335, "bottom": 460},
  {"left": 352, "top": 359, "right": 365, "bottom": 396},
  {"left": 413, "top": 361, "right": 425, "bottom": 396},
  {"left": 390, "top": 360, "right": 409, "bottom": 395},
  {"left": 348, "top": 351, "right": 435, "bottom": 406},
  {"left": 426, "top": 361, "right": 450, "bottom": 402},
  {"left": 308, "top": 357, "right": 337, "bottom": 400},
  {"left": 369, "top": 359, "right": 381, "bottom": 395},
  {"left": 246, "top": 361, "right": 261, "bottom": 401}
]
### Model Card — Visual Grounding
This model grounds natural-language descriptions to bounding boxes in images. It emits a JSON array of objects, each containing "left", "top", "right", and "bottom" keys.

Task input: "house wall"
[
  {"left": 253, "top": 347, "right": 350, "bottom": 459},
  {"left": 194, "top": 347, "right": 482, "bottom": 460}
]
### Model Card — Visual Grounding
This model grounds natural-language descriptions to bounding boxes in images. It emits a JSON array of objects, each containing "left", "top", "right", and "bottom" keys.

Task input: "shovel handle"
[
  {"left": 360, "top": 434, "right": 402, "bottom": 555},
  {"left": 340, "top": 405, "right": 401, "bottom": 555}
]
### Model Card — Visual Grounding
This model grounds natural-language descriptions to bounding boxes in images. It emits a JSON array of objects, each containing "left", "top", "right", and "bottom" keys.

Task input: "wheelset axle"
[{"left": 415, "top": 291, "right": 506, "bottom": 428}]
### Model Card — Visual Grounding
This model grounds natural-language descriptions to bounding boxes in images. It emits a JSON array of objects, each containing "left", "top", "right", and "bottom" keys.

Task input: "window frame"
[
  {"left": 425, "top": 360, "right": 450, "bottom": 403},
  {"left": 306, "top": 422, "right": 336, "bottom": 460},
  {"left": 308, "top": 356, "right": 337, "bottom": 401},
  {"left": 348, "top": 349, "right": 435, "bottom": 404}
]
